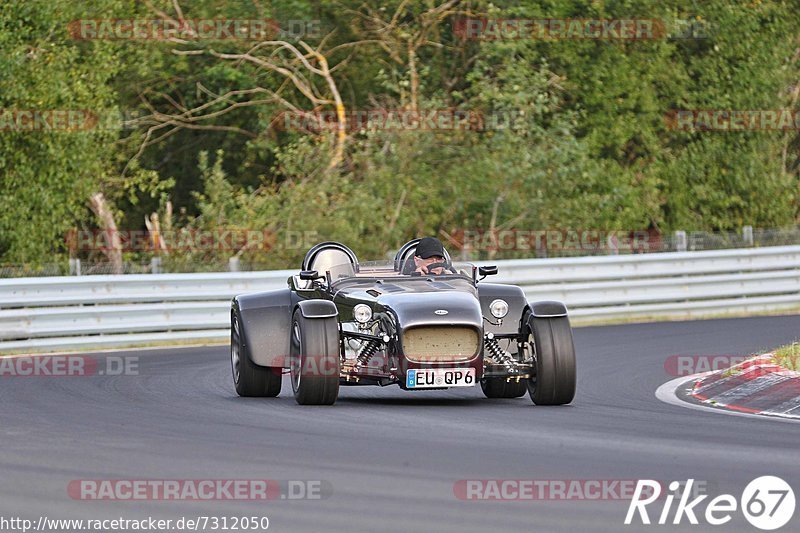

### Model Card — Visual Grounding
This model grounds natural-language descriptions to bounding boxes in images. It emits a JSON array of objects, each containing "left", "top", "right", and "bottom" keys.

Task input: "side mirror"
[
  {"left": 299, "top": 270, "right": 323, "bottom": 281},
  {"left": 478, "top": 265, "right": 498, "bottom": 278}
]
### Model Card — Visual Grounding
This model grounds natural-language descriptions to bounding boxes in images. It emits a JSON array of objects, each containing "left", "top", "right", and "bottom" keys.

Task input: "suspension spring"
[
  {"left": 356, "top": 339, "right": 380, "bottom": 368},
  {"left": 485, "top": 334, "right": 518, "bottom": 373}
]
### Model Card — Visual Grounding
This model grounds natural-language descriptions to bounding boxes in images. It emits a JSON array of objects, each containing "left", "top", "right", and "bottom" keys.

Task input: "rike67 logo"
[{"left": 625, "top": 477, "right": 795, "bottom": 530}]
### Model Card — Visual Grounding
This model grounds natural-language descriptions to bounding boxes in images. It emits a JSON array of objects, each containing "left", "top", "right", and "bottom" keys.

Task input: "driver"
[{"left": 407, "top": 236, "right": 448, "bottom": 275}]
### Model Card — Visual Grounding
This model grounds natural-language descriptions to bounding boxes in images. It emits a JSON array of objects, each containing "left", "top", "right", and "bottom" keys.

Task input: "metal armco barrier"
[{"left": 2, "top": 246, "right": 800, "bottom": 353}]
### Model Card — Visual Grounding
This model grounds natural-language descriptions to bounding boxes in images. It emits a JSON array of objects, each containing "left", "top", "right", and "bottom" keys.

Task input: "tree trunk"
[{"left": 89, "top": 192, "right": 123, "bottom": 274}]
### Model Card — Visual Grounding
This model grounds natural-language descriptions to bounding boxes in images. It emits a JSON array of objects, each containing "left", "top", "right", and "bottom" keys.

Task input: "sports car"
[{"left": 230, "top": 239, "right": 576, "bottom": 405}]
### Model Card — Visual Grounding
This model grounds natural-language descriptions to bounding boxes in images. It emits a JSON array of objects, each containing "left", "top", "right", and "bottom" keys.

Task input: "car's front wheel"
[
  {"left": 524, "top": 314, "right": 576, "bottom": 405},
  {"left": 231, "top": 310, "right": 282, "bottom": 397},
  {"left": 289, "top": 309, "right": 340, "bottom": 405}
]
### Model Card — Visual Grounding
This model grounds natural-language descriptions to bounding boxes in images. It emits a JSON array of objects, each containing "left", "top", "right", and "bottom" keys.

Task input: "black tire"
[
  {"left": 481, "top": 378, "right": 527, "bottom": 398},
  {"left": 290, "top": 309, "right": 340, "bottom": 405},
  {"left": 525, "top": 315, "right": 576, "bottom": 405},
  {"left": 231, "top": 310, "right": 282, "bottom": 397}
]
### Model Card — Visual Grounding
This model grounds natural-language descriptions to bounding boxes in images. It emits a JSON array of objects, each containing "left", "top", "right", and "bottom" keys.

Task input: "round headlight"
[
  {"left": 489, "top": 299, "right": 509, "bottom": 319},
  {"left": 353, "top": 304, "right": 373, "bottom": 324}
]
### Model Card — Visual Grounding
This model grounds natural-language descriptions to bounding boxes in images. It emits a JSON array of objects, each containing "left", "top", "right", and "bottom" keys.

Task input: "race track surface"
[{"left": 2, "top": 315, "right": 800, "bottom": 532}]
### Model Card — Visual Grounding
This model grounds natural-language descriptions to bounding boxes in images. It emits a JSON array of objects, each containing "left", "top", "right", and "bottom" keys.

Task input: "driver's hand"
[{"left": 415, "top": 264, "right": 444, "bottom": 275}]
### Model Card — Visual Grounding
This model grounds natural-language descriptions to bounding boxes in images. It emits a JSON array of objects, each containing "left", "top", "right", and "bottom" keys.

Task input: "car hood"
[{"left": 376, "top": 290, "right": 483, "bottom": 329}]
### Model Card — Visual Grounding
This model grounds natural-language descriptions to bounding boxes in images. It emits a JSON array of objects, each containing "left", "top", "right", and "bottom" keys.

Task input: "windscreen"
[{"left": 326, "top": 260, "right": 474, "bottom": 283}]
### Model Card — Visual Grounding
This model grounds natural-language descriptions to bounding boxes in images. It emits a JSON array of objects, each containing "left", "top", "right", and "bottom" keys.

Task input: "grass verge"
[{"left": 771, "top": 343, "right": 800, "bottom": 371}]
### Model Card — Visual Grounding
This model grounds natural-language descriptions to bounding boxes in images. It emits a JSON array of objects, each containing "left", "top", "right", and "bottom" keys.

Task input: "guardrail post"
[
  {"left": 151, "top": 257, "right": 162, "bottom": 274},
  {"left": 742, "top": 225, "right": 754, "bottom": 246},
  {"left": 674, "top": 230, "right": 687, "bottom": 252},
  {"left": 228, "top": 256, "right": 240, "bottom": 272},
  {"left": 69, "top": 258, "right": 81, "bottom": 276}
]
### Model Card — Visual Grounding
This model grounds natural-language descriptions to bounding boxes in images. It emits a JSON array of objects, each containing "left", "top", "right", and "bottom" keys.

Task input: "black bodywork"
[{"left": 232, "top": 240, "right": 569, "bottom": 392}]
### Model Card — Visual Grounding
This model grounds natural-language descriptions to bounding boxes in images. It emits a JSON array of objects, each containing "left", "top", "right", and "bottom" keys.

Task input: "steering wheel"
[{"left": 421, "top": 261, "right": 457, "bottom": 275}]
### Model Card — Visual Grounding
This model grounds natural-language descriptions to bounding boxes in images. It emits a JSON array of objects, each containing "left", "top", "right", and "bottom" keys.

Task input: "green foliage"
[
  {"left": 0, "top": 0, "right": 122, "bottom": 261},
  {"left": 1, "top": 0, "right": 798, "bottom": 268}
]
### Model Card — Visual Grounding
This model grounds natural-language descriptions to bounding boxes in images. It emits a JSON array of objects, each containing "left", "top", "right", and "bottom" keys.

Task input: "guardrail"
[{"left": 2, "top": 246, "right": 800, "bottom": 353}]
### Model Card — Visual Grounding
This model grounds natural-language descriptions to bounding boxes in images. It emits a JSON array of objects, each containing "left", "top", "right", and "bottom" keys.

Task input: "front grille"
[{"left": 403, "top": 326, "right": 481, "bottom": 363}]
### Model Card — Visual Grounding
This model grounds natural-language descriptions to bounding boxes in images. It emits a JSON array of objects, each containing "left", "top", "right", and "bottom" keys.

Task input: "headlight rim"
[
  {"left": 353, "top": 303, "right": 373, "bottom": 324},
  {"left": 489, "top": 298, "right": 509, "bottom": 319}
]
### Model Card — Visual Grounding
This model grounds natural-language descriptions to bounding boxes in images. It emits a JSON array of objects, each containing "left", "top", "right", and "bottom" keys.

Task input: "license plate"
[{"left": 406, "top": 368, "right": 476, "bottom": 388}]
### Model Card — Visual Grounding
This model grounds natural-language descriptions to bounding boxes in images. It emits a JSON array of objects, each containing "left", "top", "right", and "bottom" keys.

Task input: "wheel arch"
[
  {"left": 233, "top": 288, "right": 293, "bottom": 368},
  {"left": 295, "top": 299, "right": 338, "bottom": 319},
  {"left": 528, "top": 300, "right": 569, "bottom": 318}
]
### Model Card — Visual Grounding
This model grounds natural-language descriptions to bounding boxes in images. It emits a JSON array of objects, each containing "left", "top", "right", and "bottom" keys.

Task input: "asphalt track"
[{"left": 2, "top": 315, "right": 800, "bottom": 532}]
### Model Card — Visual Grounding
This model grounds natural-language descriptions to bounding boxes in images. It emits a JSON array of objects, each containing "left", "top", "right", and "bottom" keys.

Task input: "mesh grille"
[{"left": 403, "top": 326, "right": 480, "bottom": 363}]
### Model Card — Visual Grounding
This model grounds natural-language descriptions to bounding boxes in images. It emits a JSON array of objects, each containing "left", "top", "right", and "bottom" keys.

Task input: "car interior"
[
  {"left": 299, "top": 240, "right": 456, "bottom": 286},
  {"left": 394, "top": 238, "right": 452, "bottom": 274}
]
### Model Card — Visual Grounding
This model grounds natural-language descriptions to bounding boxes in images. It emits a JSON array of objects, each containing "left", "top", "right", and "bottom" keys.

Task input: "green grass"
[{"left": 772, "top": 343, "right": 800, "bottom": 371}]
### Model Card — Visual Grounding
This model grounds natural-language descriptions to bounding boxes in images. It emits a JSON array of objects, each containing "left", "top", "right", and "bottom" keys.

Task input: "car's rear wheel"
[
  {"left": 525, "top": 314, "right": 576, "bottom": 405},
  {"left": 480, "top": 378, "right": 527, "bottom": 398},
  {"left": 231, "top": 310, "right": 282, "bottom": 397},
  {"left": 290, "top": 309, "right": 340, "bottom": 405}
]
